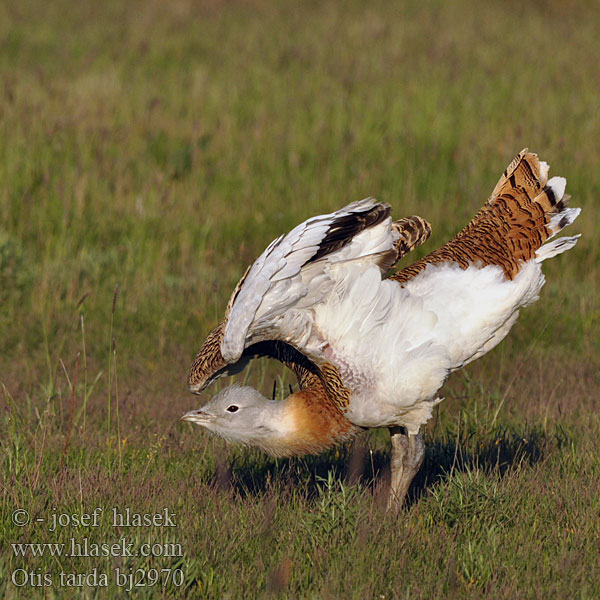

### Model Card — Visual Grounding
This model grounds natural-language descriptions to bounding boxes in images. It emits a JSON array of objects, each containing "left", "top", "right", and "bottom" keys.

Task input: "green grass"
[{"left": 1, "top": 0, "right": 599, "bottom": 597}]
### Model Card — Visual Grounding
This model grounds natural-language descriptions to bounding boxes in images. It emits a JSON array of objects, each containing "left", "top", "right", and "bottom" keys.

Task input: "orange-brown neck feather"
[{"left": 260, "top": 388, "right": 357, "bottom": 457}]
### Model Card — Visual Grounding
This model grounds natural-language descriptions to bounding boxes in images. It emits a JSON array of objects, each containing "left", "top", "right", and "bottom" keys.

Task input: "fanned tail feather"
[
  {"left": 529, "top": 169, "right": 581, "bottom": 259},
  {"left": 393, "top": 149, "right": 581, "bottom": 283},
  {"left": 536, "top": 235, "right": 581, "bottom": 262},
  {"left": 491, "top": 151, "right": 580, "bottom": 245}
]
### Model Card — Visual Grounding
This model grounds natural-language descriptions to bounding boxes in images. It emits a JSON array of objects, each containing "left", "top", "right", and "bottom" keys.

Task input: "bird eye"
[{"left": 226, "top": 405, "right": 239, "bottom": 413}]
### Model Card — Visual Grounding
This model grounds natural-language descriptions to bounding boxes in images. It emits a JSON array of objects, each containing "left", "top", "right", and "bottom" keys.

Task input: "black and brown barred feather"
[
  {"left": 488, "top": 147, "right": 542, "bottom": 203},
  {"left": 391, "top": 150, "right": 572, "bottom": 283},
  {"left": 188, "top": 322, "right": 351, "bottom": 410},
  {"left": 370, "top": 214, "right": 432, "bottom": 273},
  {"left": 188, "top": 321, "right": 229, "bottom": 393},
  {"left": 392, "top": 216, "right": 432, "bottom": 261}
]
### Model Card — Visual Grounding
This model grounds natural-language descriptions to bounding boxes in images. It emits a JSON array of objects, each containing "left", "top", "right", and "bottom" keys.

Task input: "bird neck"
[{"left": 259, "top": 388, "right": 357, "bottom": 457}]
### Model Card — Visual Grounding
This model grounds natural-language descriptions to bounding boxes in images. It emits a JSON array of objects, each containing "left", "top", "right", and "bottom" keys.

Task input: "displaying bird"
[{"left": 182, "top": 149, "right": 580, "bottom": 510}]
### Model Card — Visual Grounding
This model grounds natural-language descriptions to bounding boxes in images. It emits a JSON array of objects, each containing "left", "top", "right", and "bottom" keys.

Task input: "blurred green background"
[{"left": 1, "top": 1, "right": 599, "bottom": 597}]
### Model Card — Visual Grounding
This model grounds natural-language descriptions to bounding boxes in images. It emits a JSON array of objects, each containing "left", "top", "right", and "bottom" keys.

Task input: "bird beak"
[{"left": 180, "top": 409, "right": 215, "bottom": 426}]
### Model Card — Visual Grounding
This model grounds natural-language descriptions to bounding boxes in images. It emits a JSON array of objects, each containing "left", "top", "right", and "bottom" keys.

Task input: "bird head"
[
  {"left": 182, "top": 383, "right": 357, "bottom": 457},
  {"left": 181, "top": 384, "right": 283, "bottom": 449}
]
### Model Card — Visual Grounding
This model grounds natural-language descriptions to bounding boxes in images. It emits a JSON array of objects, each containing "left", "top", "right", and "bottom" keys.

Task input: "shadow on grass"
[
  {"left": 407, "top": 425, "right": 564, "bottom": 507},
  {"left": 208, "top": 425, "right": 567, "bottom": 504}
]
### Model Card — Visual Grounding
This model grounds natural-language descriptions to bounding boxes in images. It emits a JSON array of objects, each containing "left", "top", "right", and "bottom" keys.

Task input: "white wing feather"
[{"left": 221, "top": 199, "right": 398, "bottom": 362}]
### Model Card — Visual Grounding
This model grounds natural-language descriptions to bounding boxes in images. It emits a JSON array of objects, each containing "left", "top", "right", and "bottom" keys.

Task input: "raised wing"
[
  {"left": 220, "top": 199, "right": 396, "bottom": 363},
  {"left": 188, "top": 199, "right": 431, "bottom": 394}
]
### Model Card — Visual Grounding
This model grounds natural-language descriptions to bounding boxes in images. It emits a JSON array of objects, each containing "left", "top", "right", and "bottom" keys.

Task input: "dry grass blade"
[{"left": 59, "top": 354, "right": 79, "bottom": 470}]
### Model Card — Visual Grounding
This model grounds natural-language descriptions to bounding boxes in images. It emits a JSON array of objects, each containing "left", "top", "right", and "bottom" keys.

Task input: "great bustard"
[{"left": 182, "top": 149, "right": 580, "bottom": 510}]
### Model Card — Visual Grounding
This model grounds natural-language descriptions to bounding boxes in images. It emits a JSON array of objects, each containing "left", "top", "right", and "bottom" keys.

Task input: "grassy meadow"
[{"left": 1, "top": 0, "right": 599, "bottom": 597}]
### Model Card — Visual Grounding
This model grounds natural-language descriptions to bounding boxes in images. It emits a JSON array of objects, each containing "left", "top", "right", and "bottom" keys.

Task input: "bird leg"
[{"left": 387, "top": 427, "right": 425, "bottom": 513}]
